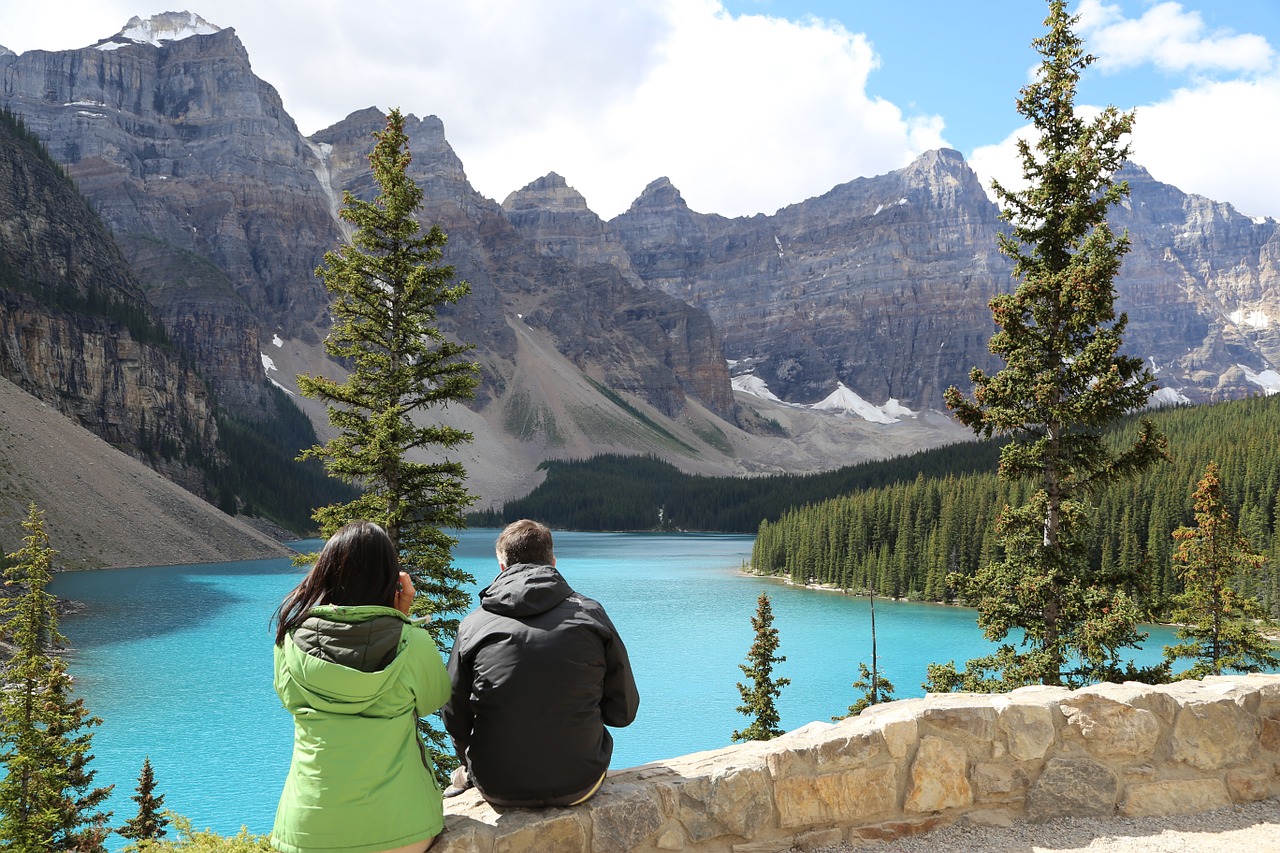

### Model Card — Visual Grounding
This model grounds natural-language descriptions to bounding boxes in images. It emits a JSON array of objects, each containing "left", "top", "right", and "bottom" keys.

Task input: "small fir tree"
[
  {"left": 833, "top": 662, "right": 896, "bottom": 720},
  {"left": 297, "top": 109, "right": 479, "bottom": 783},
  {"left": 118, "top": 756, "right": 168, "bottom": 843},
  {"left": 0, "top": 503, "right": 113, "bottom": 852},
  {"left": 1163, "top": 462, "right": 1279, "bottom": 678},
  {"left": 731, "top": 593, "right": 790, "bottom": 742},
  {"left": 930, "top": 0, "right": 1168, "bottom": 692}
]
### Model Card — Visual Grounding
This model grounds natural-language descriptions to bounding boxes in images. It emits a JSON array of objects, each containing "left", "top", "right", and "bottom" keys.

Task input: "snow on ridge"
[
  {"left": 1238, "top": 363, "right": 1280, "bottom": 395},
  {"left": 879, "top": 397, "right": 917, "bottom": 419},
  {"left": 118, "top": 12, "right": 221, "bottom": 47},
  {"left": 731, "top": 374, "right": 781, "bottom": 403},
  {"left": 271, "top": 334, "right": 284, "bottom": 348},
  {"left": 812, "top": 382, "right": 900, "bottom": 425},
  {"left": 260, "top": 353, "right": 277, "bottom": 374},
  {"left": 1229, "top": 308, "right": 1270, "bottom": 329},
  {"left": 1148, "top": 387, "right": 1191, "bottom": 407}
]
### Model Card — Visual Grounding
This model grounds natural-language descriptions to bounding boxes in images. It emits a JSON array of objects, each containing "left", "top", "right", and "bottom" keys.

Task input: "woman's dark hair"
[{"left": 273, "top": 521, "right": 400, "bottom": 646}]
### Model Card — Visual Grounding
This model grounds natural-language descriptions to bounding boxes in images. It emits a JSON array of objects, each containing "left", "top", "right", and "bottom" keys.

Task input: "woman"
[{"left": 271, "top": 521, "right": 450, "bottom": 853}]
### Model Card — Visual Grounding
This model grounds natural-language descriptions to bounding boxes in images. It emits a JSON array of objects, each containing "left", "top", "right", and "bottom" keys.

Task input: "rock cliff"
[
  {"left": 0, "top": 17, "right": 341, "bottom": 413},
  {"left": 608, "top": 151, "right": 1280, "bottom": 409},
  {"left": 0, "top": 17, "right": 738, "bottom": 430},
  {"left": 311, "top": 109, "right": 737, "bottom": 423},
  {"left": 0, "top": 112, "right": 217, "bottom": 491}
]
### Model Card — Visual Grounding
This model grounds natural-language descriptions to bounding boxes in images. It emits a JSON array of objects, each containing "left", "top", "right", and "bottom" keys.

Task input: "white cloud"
[
  {"left": 1077, "top": 0, "right": 1275, "bottom": 75},
  {"left": 1129, "top": 76, "right": 1280, "bottom": 220}
]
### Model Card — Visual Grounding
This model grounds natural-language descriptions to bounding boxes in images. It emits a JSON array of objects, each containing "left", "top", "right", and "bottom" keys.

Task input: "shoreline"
[{"left": 739, "top": 568, "right": 1280, "bottom": 644}]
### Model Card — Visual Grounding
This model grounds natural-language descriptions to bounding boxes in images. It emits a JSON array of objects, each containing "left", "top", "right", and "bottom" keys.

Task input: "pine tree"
[
  {"left": 1163, "top": 463, "right": 1279, "bottom": 678},
  {"left": 296, "top": 108, "right": 479, "bottom": 783},
  {"left": 833, "top": 662, "right": 897, "bottom": 720},
  {"left": 731, "top": 593, "right": 790, "bottom": 742},
  {"left": 0, "top": 504, "right": 113, "bottom": 852},
  {"left": 929, "top": 0, "right": 1168, "bottom": 692},
  {"left": 117, "top": 756, "right": 168, "bottom": 843}
]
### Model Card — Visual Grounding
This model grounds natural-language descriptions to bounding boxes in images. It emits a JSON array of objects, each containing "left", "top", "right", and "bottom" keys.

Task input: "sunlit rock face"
[
  {"left": 609, "top": 152, "right": 1280, "bottom": 410},
  {"left": 0, "top": 16, "right": 737, "bottom": 427}
]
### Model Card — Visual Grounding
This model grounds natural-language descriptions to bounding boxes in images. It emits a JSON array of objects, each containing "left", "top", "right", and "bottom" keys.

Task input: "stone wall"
[{"left": 438, "top": 674, "right": 1280, "bottom": 852}]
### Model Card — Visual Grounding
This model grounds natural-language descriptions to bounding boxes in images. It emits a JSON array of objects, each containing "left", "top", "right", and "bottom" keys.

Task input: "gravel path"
[{"left": 797, "top": 798, "right": 1280, "bottom": 852}]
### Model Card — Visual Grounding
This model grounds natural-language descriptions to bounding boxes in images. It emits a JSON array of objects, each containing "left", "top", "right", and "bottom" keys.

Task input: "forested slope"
[
  {"left": 487, "top": 440, "right": 1005, "bottom": 532},
  {"left": 750, "top": 395, "right": 1280, "bottom": 618}
]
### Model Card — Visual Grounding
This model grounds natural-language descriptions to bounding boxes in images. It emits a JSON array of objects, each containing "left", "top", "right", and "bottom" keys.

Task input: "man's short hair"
[{"left": 496, "top": 519, "right": 554, "bottom": 567}]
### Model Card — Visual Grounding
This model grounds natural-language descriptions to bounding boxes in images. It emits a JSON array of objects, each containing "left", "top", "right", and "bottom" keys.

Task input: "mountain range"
[{"left": 1, "top": 12, "right": 1277, "bottom": 550}]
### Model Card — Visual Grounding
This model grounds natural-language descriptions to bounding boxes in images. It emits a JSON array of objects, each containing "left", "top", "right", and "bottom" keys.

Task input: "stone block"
[
  {"left": 435, "top": 818, "right": 495, "bottom": 853},
  {"left": 1262, "top": 716, "right": 1280, "bottom": 753},
  {"left": 972, "top": 762, "right": 1016, "bottom": 797},
  {"left": 586, "top": 784, "right": 664, "bottom": 853},
  {"left": 653, "top": 821, "right": 686, "bottom": 851},
  {"left": 774, "top": 763, "right": 897, "bottom": 829},
  {"left": 848, "top": 815, "right": 947, "bottom": 841},
  {"left": 1074, "top": 681, "right": 1178, "bottom": 725},
  {"left": 705, "top": 766, "right": 775, "bottom": 838},
  {"left": 904, "top": 736, "right": 972, "bottom": 814},
  {"left": 1119, "top": 778, "right": 1231, "bottom": 817},
  {"left": 1026, "top": 757, "right": 1118, "bottom": 819},
  {"left": 815, "top": 729, "right": 889, "bottom": 769},
  {"left": 1226, "top": 768, "right": 1276, "bottom": 802},
  {"left": 792, "top": 827, "right": 845, "bottom": 850},
  {"left": 765, "top": 743, "right": 816, "bottom": 780},
  {"left": 918, "top": 703, "right": 997, "bottom": 748},
  {"left": 1172, "top": 697, "right": 1259, "bottom": 771},
  {"left": 962, "top": 809, "right": 1014, "bottom": 827},
  {"left": 880, "top": 716, "right": 919, "bottom": 760},
  {"left": 996, "top": 703, "right": 1057, "bottom": 762},
  {"left": 491, "top": 811, "right": 588, "bottom": 853},
  {"left": 1060, "top": 692, "right": 1161, "bottom": 759}
]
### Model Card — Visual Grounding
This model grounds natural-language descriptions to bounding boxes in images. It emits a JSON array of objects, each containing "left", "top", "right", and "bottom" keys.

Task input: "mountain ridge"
[{"left": 2, "top": 12, "right": 1278, "bottom": 525}]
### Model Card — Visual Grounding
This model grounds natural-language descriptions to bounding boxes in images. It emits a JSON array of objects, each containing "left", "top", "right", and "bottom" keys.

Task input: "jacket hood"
[
  {"left": 280, "top": 605, "right": 411, "bottom": 715},
  {"left": 480, "top": 563, "right": 573, "bottom": 618}
]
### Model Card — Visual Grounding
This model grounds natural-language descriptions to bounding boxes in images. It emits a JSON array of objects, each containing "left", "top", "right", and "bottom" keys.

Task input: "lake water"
[{"left": 50, "top": 529, "right": 1182, "bottom": 844}]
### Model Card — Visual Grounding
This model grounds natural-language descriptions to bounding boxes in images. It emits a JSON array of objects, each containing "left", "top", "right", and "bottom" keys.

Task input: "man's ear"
[
  {"left": 498, "top": 563, "right": 507, "bottom": 572},
  {"left": 551, "top": 555, "right": 557, "bottom": 567}
]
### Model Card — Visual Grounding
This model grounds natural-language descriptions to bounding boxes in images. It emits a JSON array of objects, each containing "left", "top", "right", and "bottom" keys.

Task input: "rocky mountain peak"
[
  {"left": 96, "top": 11, "right": 223, "bottom": 50},
  {"left": 503, "top": 172, "right": 591, "bottom": 213},
  {"left": 626, "top": 177, "right": 692, "bottom": 214}
]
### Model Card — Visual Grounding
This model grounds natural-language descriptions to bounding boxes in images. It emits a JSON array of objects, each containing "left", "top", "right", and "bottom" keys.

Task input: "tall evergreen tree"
[
  {"left": 731, "top": 593, "right": 790, "bottom": 742},
  {"left": 298, "top": 107, "right": 479, "bottom": 638},
  {"left": 1163, "top": 463, "right": 1279, "bottom": 678},
  {"left": 117, "top": 756, "right": 168, "bottom": 844},
  {"left": 0, "top": 504, "right": 113, "bottom": 852},
  {"left": 931, "top": 0, "right": 1168, "bottom": 691},
  {"left": 296, "top": 108, "right": 479, "bottom": 780}
]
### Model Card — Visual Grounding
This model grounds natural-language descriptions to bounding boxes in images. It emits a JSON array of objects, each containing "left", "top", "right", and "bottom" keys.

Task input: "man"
[{"left": 442, "top": 519, "right": 640, "bottom": 807}]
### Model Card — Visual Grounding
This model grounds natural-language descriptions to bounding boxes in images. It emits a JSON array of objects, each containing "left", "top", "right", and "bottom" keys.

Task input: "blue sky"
[
  {"left": 726, "top": 1, "right": 1280, "bottom": 154},
  {"left": 7, "top": 2, "right": 1280, "bottom": 220}
]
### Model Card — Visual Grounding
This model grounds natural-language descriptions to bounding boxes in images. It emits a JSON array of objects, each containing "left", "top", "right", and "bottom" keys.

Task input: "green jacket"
[{"left": 271, "top": 605, "right": 450, "bottom": 853}]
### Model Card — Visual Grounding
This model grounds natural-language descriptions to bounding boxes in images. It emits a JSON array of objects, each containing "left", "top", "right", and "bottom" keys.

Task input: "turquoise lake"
[{"left": 50, "top": 529, "right": 1183, "bottom": 844}]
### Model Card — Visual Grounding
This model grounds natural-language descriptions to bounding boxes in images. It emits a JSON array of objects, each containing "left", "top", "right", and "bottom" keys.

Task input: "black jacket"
[{"left": 442, "top": 563, "right": 640, "bottom": 806}]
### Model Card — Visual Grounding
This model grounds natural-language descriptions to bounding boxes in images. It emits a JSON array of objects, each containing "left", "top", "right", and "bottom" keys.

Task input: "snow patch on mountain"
[
  {"left": 732, "top": 374, "right": 781, "bottom": 402},
  {"left": 813, "top": 383, "right": 913, "bottom": 424},
  {"left": 97, "top": 12, "right": 221, "bottom": 50},
  {"left": 1239, "top": 364, "right": 1280, "bottom": 395},
  {"left": 1229, "top": 308, "right": 1271, "bottom": 329},
  {"left": 1149, "top": 386, "right": 1191, "bottom": 407}
]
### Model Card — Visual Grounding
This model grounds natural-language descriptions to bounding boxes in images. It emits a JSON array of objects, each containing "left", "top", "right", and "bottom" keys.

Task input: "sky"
[{"left": 3, "top": 1, "right": 1280, "bottom": 221}]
